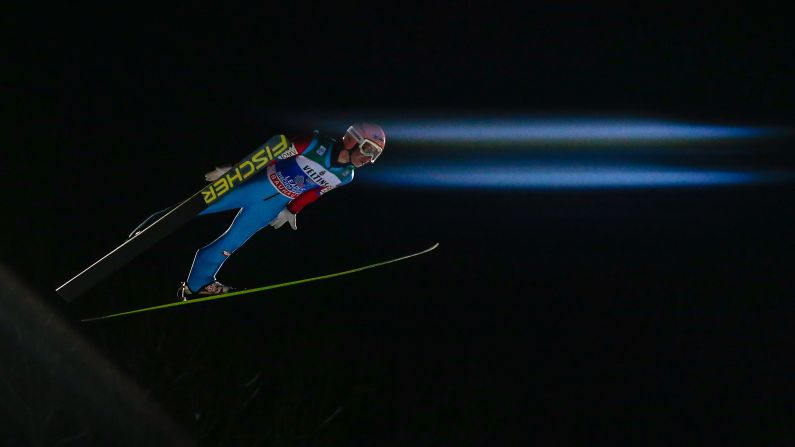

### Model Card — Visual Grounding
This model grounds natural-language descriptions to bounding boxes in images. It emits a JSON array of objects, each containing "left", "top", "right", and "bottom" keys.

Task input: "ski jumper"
[{"left": 186, "top": 131, "right": 355, "bottom": 291}]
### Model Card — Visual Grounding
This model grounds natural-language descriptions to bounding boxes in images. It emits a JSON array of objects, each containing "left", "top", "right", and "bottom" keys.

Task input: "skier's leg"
[
  {"left": 200, "top": 174, "right": 279, "bottom": 215},
  {"left": 186, "top": 197, "right": 288, "bottom": 291}
]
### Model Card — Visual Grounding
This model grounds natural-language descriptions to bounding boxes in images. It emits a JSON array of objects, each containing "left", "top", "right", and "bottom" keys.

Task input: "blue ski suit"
[{"left": 186, "top": 131, "right": 355, "bottom": 292}]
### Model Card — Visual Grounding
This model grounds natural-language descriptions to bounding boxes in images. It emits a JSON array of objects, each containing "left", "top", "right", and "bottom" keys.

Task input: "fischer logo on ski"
[{"left": 200, "top": 135, "right": 290, "bottom": 204}]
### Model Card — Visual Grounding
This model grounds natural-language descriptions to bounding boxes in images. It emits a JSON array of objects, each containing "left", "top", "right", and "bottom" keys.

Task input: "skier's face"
[{"left": 342, "top": 130, "right": 382, "bottom": 167}]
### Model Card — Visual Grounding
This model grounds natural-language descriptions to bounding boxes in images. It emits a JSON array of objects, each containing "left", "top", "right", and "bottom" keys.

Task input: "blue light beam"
[
  {"left": 364, "top": 164, "right": 778, "bottom": 189},
  {"left": 383, "top": 119, "right": 770, "bottom": 143}
]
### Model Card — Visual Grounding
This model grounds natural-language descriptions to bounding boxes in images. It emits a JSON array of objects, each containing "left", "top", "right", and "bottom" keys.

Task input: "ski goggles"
[{"left": 346, "top": 126, "right": 384, "bottom": 163}]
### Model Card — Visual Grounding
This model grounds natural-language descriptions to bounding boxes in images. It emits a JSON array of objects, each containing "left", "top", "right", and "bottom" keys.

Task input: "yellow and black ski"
[
  {"left": 81, "top": 243, "right": 439, "bottom": 322},
  {"left": 57, "top": 134, "right": 293, "bottom": 301}
]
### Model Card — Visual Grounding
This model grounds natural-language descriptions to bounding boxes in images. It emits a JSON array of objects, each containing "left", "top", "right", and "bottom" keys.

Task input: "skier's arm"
[
  {"left": 269, "top": 189, "right": 321, "bottom": 231},
  {"left": 286, "top": 189, "right": 322, "bottom": 214},
  {"left": 270, "top": 185, "right": 339, "bottom": 231},
  {"left": 271, "top": 132, "right": 343, "bottom": 230}
]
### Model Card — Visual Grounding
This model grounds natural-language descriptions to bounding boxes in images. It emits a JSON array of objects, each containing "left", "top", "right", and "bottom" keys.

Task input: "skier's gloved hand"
[
  {"left": 205, "top": 166, "right": 232, "bottom": 182},
  {"left": 269, "top": 208, "right": 297, "bottom": 230}
]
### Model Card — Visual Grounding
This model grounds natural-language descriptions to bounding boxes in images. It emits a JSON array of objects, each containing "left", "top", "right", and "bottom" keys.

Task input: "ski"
[
  {"left": 81, "top": 243, "right": 439, "bottom": 322},
  {"left": 57, "top": 134, "right": 295, "bottom": 302}
]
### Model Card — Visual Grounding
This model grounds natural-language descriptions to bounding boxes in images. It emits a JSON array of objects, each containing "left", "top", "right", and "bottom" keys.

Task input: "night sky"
[{"left": 3, "top": 5, "right": 795, "bottom": 446}]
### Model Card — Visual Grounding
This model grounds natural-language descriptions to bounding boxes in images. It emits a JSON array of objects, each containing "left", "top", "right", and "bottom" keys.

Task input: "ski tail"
[{"left": 82, "top": 243, "right": 439, "bottom": 322}]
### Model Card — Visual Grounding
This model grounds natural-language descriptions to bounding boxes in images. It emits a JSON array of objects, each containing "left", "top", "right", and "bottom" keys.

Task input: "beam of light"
[
  {"left": 269, "top": 111, "right": 790, "bottom": 188},
  {"left": 361, "top": 164, "right": 779, "bottom": 189},
  {"left": 382, "top": 119, "right": 771, "bottom": 143},
  {"left": 275, "top": 113, "right": 778, "bottom": 143}
]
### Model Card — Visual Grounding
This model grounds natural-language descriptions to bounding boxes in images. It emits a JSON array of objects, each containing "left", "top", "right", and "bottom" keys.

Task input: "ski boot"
[{"left": 178, "top": 281, "right": 236, "bottom": 301}]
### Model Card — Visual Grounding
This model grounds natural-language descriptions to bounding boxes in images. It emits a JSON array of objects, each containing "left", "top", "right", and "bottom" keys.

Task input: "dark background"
[{"left": 3, "top": 4, "right": 795, "bottom": 446}]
